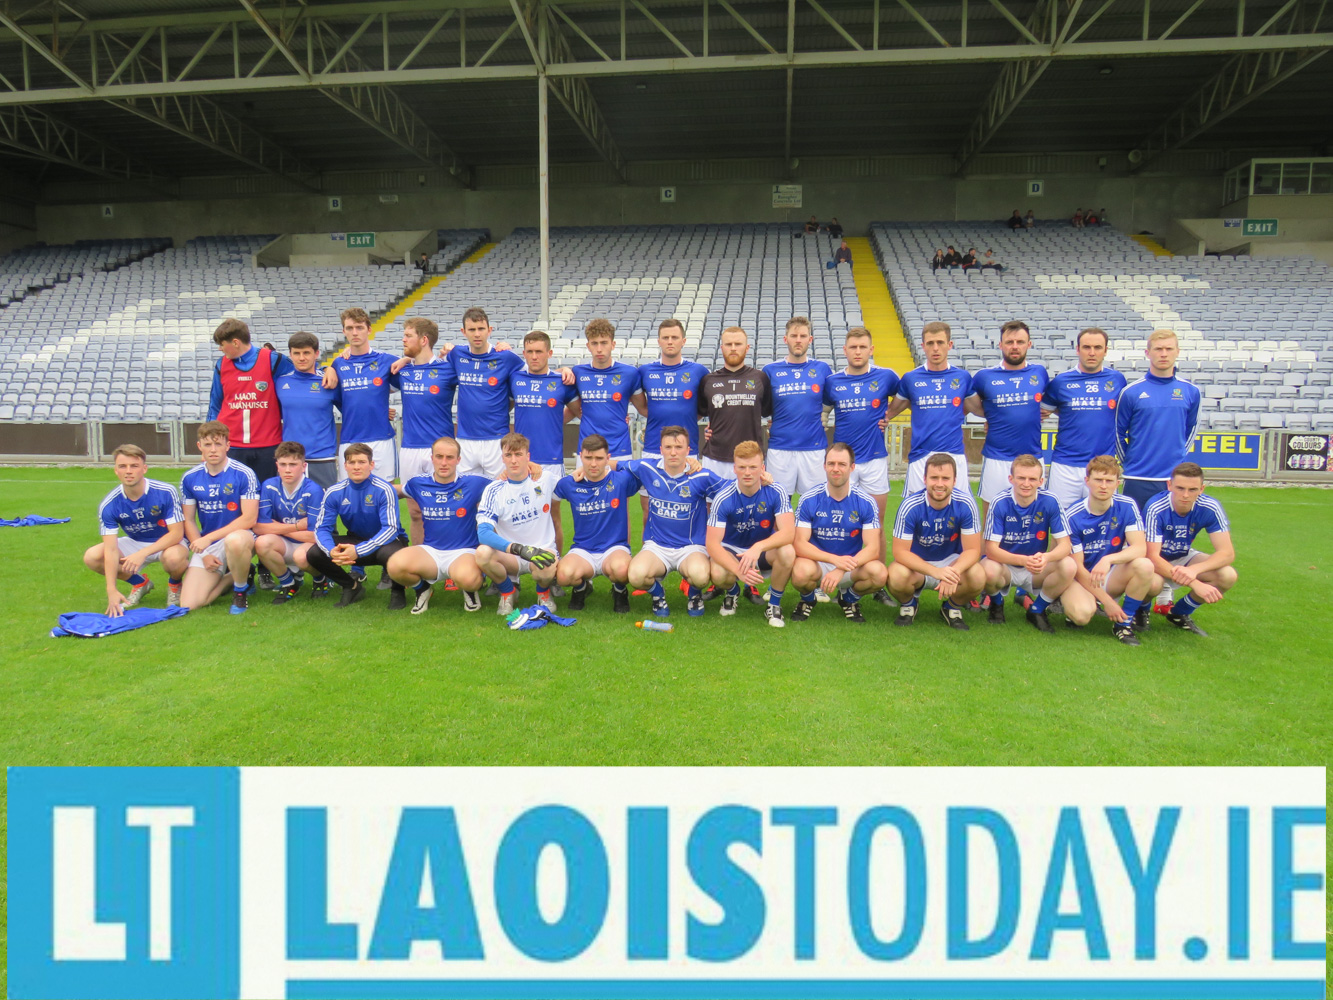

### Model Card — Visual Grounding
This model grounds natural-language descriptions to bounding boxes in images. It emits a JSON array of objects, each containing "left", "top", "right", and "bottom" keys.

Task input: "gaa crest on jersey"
[
  {"left": 1029, "top": 375, "right": 1039, "bottom": 386},
  {"left": 869, "top": 380, "right": 879, "bottom": 391},
  {"left": 950, "top": 378, "right": 961, "bottom": 389},
  {"left": 850, "top": 511, "right": 860, "bottom": 523},
  {"left": 533, "top": 486, "right": 544, "bottom": 497},
  {"left": 611, "top": 374, "right": 622, "bottom": 385},
  {"left": 223, "top": 483, "right": 235, "bottom": 495},
  {"left": 256, "top": 381, "right": 269, "bottom": 391},
  {"left": 1172, "top": 387, "right": 1183, "bottom": 398},
  {"left": 310, "top": 383, "right": 321, "bottom": 392},
  {"left": 678, "top": 485, "right": 691, "bottom": 498},
  {"left": 149, "top": 505, "right": 162, "bottom": 516},
  {"left": 1034, "top": 512, "right": 1044, "bottom": 522},
  {"left": 487, "top": 361, "right": 498, "bottom": 370},
  {"left": 758, "top": 501, "right": 767, "bottom": 512},
  {"left": 681, "top": 372, "right": 692, "bottom": 382},
  {"left": 364, "top": 495, "right": 376, "bottom": 506},
  {"left": 807, "top": 369, "right": 818, "bottom": 379},
  {"left": 745, "top": 379, "right": 756, "bottom": 389},
  {"left": 546, "top": 381, "right": 558, "bottom": 392},
  {"left": 369, "top": 362, "right": 379, "bottom": 371},
  {"left": 452, "top": 489, "right": 463, "bottom": 499}
]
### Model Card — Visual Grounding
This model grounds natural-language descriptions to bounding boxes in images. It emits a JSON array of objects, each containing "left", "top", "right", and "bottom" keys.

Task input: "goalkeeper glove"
[{"left": 508, "top": 542, "right": 557, "bottom": 569}]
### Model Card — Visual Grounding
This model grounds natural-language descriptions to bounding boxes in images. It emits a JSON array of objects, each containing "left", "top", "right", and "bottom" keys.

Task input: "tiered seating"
[
  {"left": 0, "top": 233, "right": 450, "bottom": 422},
  {"left": 383, "top": 224, "right": 861, "bottom": 367},
  {"left": 425, "top": 229, "right": 490, "bottom": 272},
  {"left": 871, "top": 222, "right": 1333, "bottom": 433},
  {"left": 0, "top": 238, "right": 171, "bottom": 306}
]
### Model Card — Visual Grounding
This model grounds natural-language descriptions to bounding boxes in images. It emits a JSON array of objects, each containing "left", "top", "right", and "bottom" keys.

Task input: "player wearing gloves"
[{"left": 475, "top": 433, "right": 561, "bottom": 615}]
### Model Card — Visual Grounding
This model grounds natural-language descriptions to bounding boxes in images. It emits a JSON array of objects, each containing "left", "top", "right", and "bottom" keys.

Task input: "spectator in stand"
[
  {"left": 1072, "top": 208, "right": 1086, "bottom": 228},
  {"left": 826, "top": 217, "right": 844, "bottom": 239},
  {"left": 834, "top": 240, "right": 853, "bottom": 266},
  {"left": 416, "top": 253, "right": 431, "bottom": 273},
  {"left": 1008, "top": 210, "right": 1024, "bottom": 230},
  {"left": 1024, "top": 210, "right": 1035, "bottom": 229},
  {"left": 942, "top": 246, "right": 962, "bottom": 267},
  {"left": 1092, "top": 208, "right": 1107, "bottom": 226},
  {"left": 960, "top": 248, "right": 977, "bottom": 269},
  {"left": 932, "top": 249, "right": 947, "bottom": 271},
  {"left": 979, "top": 249, "right": 1004, "bottom": 272},
  {"left": 1085, "top": 209, "right": 1099, "bottom": 226},
  {"left": 804, "top": 215, "right": 819, "bottom": 234}
]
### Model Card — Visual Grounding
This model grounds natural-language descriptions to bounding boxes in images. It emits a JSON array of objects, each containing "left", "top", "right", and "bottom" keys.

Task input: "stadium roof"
[{"left": 0, "top": 0, "right": 1329, "bottom": 189}]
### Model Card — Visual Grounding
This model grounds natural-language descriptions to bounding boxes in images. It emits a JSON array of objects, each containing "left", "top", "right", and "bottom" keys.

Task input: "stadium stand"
[
  {"left": 0, "top": 231, "right": 486, "bottom": 422},
  {"left": 0, "top": 238, "right": 171, "bottom": 307},
  {"left": 373, "top": 224, "right": 862, "bottom": 369},
  {"left": 425, "top": 230, "right": 491, "bottom": 274},
  {"left": 870, "top": 222, "right": 1333, "bottom": 434}
]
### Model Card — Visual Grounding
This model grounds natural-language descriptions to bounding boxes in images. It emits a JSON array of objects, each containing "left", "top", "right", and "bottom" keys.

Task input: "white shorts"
[
  {"left": 457, "top": 438, "right": 503, "bottom": 478},
  {"left": 979, "top": 457, "right": 1016, "bottom": 504},
  {"left": 700, "top": 456, "right": 734, "bottom": 480},
  {"left": 1047, "top": 462, "right": 1089, "bottom": 510},
  {"left": 850, "top": 456, "right": 891, "bottom": 496},
  {"left": 724, "top": 543, "right": 775, "bottom": 578},
  {"left": 421, "top": 545, "right": 475, "bottom": 584},
  {"left": 905, "top": 452, "right": 969, "bottom": 495},
  {"left": 920, "top": 550, "right": 962, "bottom": 592},
  {"left": 765, "top": 448, "right": 825, "bottom": 496},
  {"left": 566, "top": 545, "right": 630, "bottom": 578},
  {"left": 1006, "top": 564, "right": 1036, "bottom": 592},
  {"left": 640, "top": 541, "right": 708, "bottom": 574},
  {"left": 814, "top": 561, "right": 855, "bottom": 592},
  {"left": 114, "top": 535, "right": 185, "bottom": 564},
  {"left": 398, "top": 446, "right": 433, "bottom": 483},
  {"left": 186, "top": 533, "right": 254, "bottom": 573},
  {"left": 1166, "top": 548, "right": 1208, "bottom": 567},
  {"left": 339, "top": 438, "right": 396, "bottom": 481}
]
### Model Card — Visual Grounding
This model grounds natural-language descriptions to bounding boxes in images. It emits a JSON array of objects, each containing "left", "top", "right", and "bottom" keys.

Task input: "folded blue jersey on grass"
[
  {"left": 1, "top": 515, "right": 71, "bottom": 527},
  {"left": 506, "top": 605, "right": 577, "bottom": 630},
  {"left": 52, "top": 606, "right": 189, "bottom": 638}
]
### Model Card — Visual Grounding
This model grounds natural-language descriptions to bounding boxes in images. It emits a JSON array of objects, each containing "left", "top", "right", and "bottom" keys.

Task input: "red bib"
[{"left": 219, "top": 348, "right": 283, "bottom": 447}]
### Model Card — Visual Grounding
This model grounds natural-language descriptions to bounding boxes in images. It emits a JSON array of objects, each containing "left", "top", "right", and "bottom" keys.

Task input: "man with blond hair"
[{"left": 1115, "top": 328, "right": 1201, "bottom": 513}]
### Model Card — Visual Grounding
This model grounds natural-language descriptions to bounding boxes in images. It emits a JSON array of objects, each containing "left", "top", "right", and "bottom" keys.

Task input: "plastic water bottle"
[{"left": 635, "top": 620, "right": 674, "bottom": 632}]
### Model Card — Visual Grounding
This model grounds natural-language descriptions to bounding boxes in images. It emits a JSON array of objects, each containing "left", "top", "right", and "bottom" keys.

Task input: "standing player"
[
  {"left": 572, "top": 318, "right": 642, "bottom": 463},
  {"left": 511, "top": 330, "right": 579, "bottom": 555},
  {"left": 625, "top": 425, "right": 724, "bottom": 617},
  {"left": 475, "top": 433, "right": 561, "bottom": 616},
  {"left": 305, "top": 443, "right": 409, "bottom": 609},
  {"left": 966, "top": 320, "right": 1049, "bottom": 520},
  {"left": 85, "top": 443, "right": 189, "bottom": 615},
  {"left": 253, "top": 441, "right": 325, "bottom": 604},
  {"left": 449, "top": 308, "right": 527, "bottom": 477},
  {"left": 979, "top": 454, "right": 1092, "bottom": 631},
  {"left": 396, "top": 317, "right": 458, "bottom": 544},
  {"left": 705, "top": 441, "right": 795, "bottom": 627},
  {"left": 328, "top": 307, "right": 401, "bottom": 481},
  {"left": 553, "top": 434, "right": 639, "bottom": 614},
  {"left": 763, "top": 316, "right": 834, "bottom": 498},
  {"left": 637, "top": 319, "right": 710, "bottom": 461},
  {"left": 698, "top": 327, "right": 771, "bottom": 480},
  {"left": 387, "top": 436, "right": 490, "bottom": 614},
  {"left": 886, "top": 453, "right": 984, "bottom": 630},
  {"left": 883, "top": 322, "right": 973, "bottom": 495},
  {"left": 790, "top": 443, "right": 888, "bottom": 623},
  {"left": 1065, "top": 455, "right": 1157, "bottom": 646},
  {"left": 178, "top": 421, "right": 259, "bottom": 614},
  {"left": 1116, "top": 329, "right": 1201, "bottom": 512},
  {"left": 275, "top": 332, "right": 341, "bottom": 489},
  {"left": 208, "top": 318, "right": 291, "bottom": 483},
  {"left": 1041, "top": 327, "right": 1127, "bottom": 509},
  {"left": 1143, "top": 462, "right": 1237, "bottom": 636}
]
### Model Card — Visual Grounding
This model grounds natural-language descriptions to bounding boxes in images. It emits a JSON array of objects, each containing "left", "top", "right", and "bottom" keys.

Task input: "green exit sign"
[
  {"left": 1242, "top": 218, "right": 1278, "bottom": 237},
  {"left": 347, "top": 232, "right": 376, "bottom": 249}
]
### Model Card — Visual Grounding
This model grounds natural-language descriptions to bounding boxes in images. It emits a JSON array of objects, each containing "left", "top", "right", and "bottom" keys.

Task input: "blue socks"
[
  {"left": 1172, "top": 594, "right": 1202, "bottom": 617},
  {"left": 769, "top": 587, "right": 784, "bottom": 607},
  {"left": 687, "top": 584, "right": 701, "bottom": 598},
  {"left": 990, "top": 591, "right": 1005, "bottom": 608},
  {"left": 1122, "top": 595, "right": 1145, "bottom": 617},
  {"left": 127, "top": 573, "right": 146, "bottom": 586},
  {"left": 648, "top": 581, "right": 666, "bottom": 599},
  {"left": 800, "top": 591, "right": 817, "bottom": 603},
  {"left": 1030, "top": 594, "right": 1051, "bottom": 613},
  {"left": 498, "top": 577, "right": 516, "bottom": 596},
  {"left": 727, "top": 583, "right": 741, "bottom": 598},
  {"left": 413, "top": 580, "right": 431, "bottom": 593},
  {"left": 278, "top": 570, "right": 296, "bottom": 589},
  {"left": 839, "top": 591, "right": 860, "bottom": 605}
]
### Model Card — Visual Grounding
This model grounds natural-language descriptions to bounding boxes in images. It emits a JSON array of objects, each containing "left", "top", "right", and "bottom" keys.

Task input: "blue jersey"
[
  {"left": 639, "top": 359, "right": 710, "bottom": 454},
  {"left": 1144, "top": 491, "right": 1229, "bottom": 560},
  {"left": 331, "top": 350, "right": 400, "bottom": 444},
  {"left": 553, "top": 469, "right": 640, "bottom": 552},
  {"left": 970, "top": 364, "right": 1049, "bottom": 459},
  {"left": 452, "top": 347, "right": 524, "bottom": 440},
  {"left": 573, "top": 362, "right": 642, "bottom": 456},
  {"left": 403, "top": 474, "right": 491, "bottom": 550},
  {"left": 275, "top": 369, "right": 341, "bottom": 460},
  {"left": 897, "top": 366, "right": 973, "bottom": 461},
  {"left": 983, "top": 489, "right": 1069, "bottom": 556},
  {"left": 1043, "top": 367, "right": 1128, "bottom": 466},
  {"left": 796, "top": 484, "right": 881, "bottom": 558},
  {"left": 97, "top": 480, "right": 183, "bottom": 540},
  {"left": 824, "top": 367, "right": 899, "bottom": 462},
  {"left": 764, "top": 359, "right": 834, "bottom": 451},
  {"left": 180, "top": 459, "right": 260, "bottom": 536},
  {"left": 1116, "top": 372, "right": 1201, "bottom": 480},
  {"left": 258, "top": 476, "right": 324, "bottom": 526},
  {"left": 626, "top": 459, "right": 722, "bottom": 548},
  {"left": 511, "top": 369, "right": 578, "bottom": 465},
  {"left": 399, "top": 358, "right": 458, "bottom": 449},
  {"left": 707, "top": 482, "right": 791, "bottom": 550},
  {"left": 315, "top": 474, "right": 404, "bottom": 555},
  {"left": 893, "top": 488, "right": 979, "bottom": 562},
  {"left": 1066, "top": 495, "right": 1144, "bottom": 570}
]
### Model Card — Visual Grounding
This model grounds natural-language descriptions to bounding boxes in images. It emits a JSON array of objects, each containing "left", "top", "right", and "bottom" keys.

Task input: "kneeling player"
[
  {"left": 1144, "top": 461, "right": 1237, "bottom": 637},
  {"left": 706, "top": 441, "right": 794, "bottom": 627},
  {"left": 886, "top": 452, "right": 984, "bottom": 630},
  {"left": 475, "top": 432, "right": 560, "bottom": 616},
  {"left": 1065, "top": 455, "right": 1156, "bottom": 646},
  {"left": 306, "top": 443, "right": 409, "bottom": 608},
  {"left": 980, "top": 453, "right": 1093, "bottom": 631},
  {"left": 626, "top": 425, "right": 723, "bottom": 617},
  {"left": 86, "top": 443, "right": 190, "bottom": 615},
  {"left": 553, "top": 435, "right": 638, "bottom": 613},
  {"left": 254, "top": 441, "right": 325, "bottom": 604},
  {"left": 791, "top": 442, "right": 888, "bottom": 623},
  {"left": 387, "top": 436, "right": 489, "bottom": 614},
  {"left": 179, "top": 421, "right": 259, "bottom": 613}
]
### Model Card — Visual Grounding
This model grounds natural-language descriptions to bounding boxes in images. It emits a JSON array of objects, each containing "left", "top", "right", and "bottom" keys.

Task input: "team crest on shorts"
[{"left": 256, "top": 381, "right": 268, "bottom": 391}]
